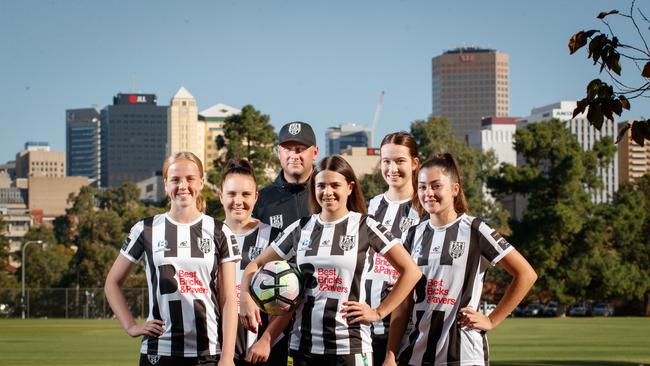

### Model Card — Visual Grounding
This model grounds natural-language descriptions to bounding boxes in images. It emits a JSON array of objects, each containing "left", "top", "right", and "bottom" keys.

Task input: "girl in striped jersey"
[
  {"left": 105, "top": 152, "right": 240, "bottom": 366},
  {"left": 219, "top": 158, "right": 287, "bottom": 366},
  {"left": 240, "top": 155, "right": 422, "bottom": 366},
  {"left": 366, "top": 132, "right": 421, "bottom": 366},
  {"left": 384, "top": 154, "right": 537, "bottom": 366}
]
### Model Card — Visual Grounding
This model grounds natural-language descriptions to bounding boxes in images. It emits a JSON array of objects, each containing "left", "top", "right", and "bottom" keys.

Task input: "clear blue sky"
[{"left": 1, "top": 0, "right": 648, "bottom": 164}]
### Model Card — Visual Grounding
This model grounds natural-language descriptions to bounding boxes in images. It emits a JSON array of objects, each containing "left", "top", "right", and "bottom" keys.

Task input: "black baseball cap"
[{"left": 278, "top": 121, "right": 317, "bottom": 147}]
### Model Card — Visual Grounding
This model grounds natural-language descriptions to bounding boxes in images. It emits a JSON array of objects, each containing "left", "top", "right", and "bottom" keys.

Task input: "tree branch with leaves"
[{"left": 569, "top": 0, "right": 650, "bottom": 146}]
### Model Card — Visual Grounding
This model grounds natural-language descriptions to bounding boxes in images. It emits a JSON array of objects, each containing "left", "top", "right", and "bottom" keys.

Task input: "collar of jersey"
[
  {"left": 427, "top": 213, "right": 466, "bottom": 231},
  {"left": 232, "top": 220, "right": 261, "bottom": 237},
  {"left": 315, "top": 211, "right": 352, "bottom": 226},
  {"left": 382, "top": 193, "right": 413, "bottom": 205},
  {"left": 165, "top": 212, "right": 204, "bottom": 226}
]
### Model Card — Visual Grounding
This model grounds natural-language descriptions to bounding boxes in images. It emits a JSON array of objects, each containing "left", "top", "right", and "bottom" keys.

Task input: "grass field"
[{"left": 0, "top": 317, "right": 648, "bottom": 366}]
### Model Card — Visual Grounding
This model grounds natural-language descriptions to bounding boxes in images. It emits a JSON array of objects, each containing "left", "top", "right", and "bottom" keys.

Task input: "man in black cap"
[{"left": 253, "top": 121, "right": 319, "bottom": 230}]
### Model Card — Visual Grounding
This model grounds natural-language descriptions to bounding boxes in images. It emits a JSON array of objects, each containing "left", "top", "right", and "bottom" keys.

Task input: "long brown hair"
[
  {"left": 162, "top": 151, "right": 206, "bottom": 213},
  {"left": 308, "top": 155, "right": 367, "bottom": 215},
  {"left": 419, "top": 153, "right": 468, "bottom": 214},
  {"left": 380, "top": 131, "right": 421, "bottom": 212}
]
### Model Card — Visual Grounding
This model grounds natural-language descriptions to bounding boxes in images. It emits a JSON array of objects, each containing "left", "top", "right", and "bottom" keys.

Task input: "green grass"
[{"left": 0, "top": 317, "right": 648, "bottom": 365}]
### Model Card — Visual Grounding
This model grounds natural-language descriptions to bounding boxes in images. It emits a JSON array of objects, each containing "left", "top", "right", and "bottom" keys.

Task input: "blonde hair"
[{"left": 162, "top": 152, "right": 206, "bottom": 212}]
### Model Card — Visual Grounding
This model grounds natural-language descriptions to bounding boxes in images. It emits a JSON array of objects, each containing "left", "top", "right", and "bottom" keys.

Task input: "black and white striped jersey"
[
  {"left": 270, "top": 211, "right": 399, "bottom": 355},
  {"left": 120, "top": 213, "right": 241, "bottom": 358},
  {"left": 397, "top": 214, "right": 513, "bottom": 366},
  {"left": 233, "top": 220, "right": 281, "bottom": 361},
  {"left": 366, "top": 194, "right": 420, "bottom": 336}
]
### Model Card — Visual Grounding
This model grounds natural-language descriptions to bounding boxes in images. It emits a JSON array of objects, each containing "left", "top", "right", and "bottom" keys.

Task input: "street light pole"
[{"left": 21, "top": 240, "right": 44, "bottom": 319}]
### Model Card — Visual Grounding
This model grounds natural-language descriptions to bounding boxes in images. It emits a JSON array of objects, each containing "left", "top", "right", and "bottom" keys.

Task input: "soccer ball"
[{"left": 250, "top": 260, "right": 303, "bottom": 315}]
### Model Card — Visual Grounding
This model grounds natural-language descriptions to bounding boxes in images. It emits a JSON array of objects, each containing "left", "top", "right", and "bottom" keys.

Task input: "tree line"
[{"left": 0, "top": 106, "right": 648, "bottom": 315}]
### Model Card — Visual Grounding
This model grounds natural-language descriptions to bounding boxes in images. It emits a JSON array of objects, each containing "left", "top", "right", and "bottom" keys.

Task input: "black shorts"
[
  {"left": 288, "top": 350, "right": 372, "bottom": 366},
  {"left": 234, "top": 334, "right": 289, "bottom": 366},
  {"left": 139, "top": 354, "right": 220, "bottom": 366}
]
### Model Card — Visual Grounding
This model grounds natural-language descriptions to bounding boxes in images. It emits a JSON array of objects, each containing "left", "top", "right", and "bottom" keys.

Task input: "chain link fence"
[{"left": 0, "top": 288, "right": 148, "bottom": 318}]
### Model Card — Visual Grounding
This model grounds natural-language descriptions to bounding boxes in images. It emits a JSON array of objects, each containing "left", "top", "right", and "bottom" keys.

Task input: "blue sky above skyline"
[{"left": 1, "top": 0, "right": 648, "bottom": 164}]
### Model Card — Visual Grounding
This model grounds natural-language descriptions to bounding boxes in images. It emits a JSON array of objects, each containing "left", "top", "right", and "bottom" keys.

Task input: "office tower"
[
  {"left": 524, "top": 101, "right": 618, "bottom": 203},
  {"left": 198, "top": 103, "right": 240, "bottom": 171},
  {"left": 66, "top": 107, "right": 101, "bottom": 185},
  {"left": 15, "top": 142, "right": 65, "bottom": 178},
  {"left": 432, "top": 47, "right": 509, "bottom": 139},
  {"left": 618, "top": 120, "right": 650, "bottom": 183},
  {"left": 168, "top": 87, "right": 201, "bottom": 158},
  {"left": 326, "top": 123, "right": 374, "bottom": 155},
  {"left": 100, "top": 93, "right": 168, "bottom": 188}
]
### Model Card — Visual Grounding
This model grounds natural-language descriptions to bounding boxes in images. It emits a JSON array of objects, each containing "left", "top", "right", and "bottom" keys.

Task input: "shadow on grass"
[{"left": 493, "top": 361, "right": 645, "bottom": 366}]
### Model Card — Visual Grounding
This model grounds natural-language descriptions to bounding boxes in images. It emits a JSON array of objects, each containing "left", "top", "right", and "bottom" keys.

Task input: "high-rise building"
[
  {"left": 524, "top": 101, "right": 618, "bottom": 203},
  {"left": 66, "top": 107, "right": 101, "bottom": 185},
  {"left": 432, "top": 47, "right": 509, "bottom": 140},
  {"left": 467, "top": 117, "right": 519, "bottom": 166},
  {"left": 618, "top": 120, "right": 650, "bottom": 183},
  {"left": 100, "top": 93, "right": 168, "bottom": 188},
  {"left": 168, "top": 87, "right": 201, "bottom": 158},
  {"left": 15, "top": 142, "right": 65, "bottom": 178},
  {"left": 326, "top": 123, "right": 373, "bottom": 155},
  {"left": 198, "top": 103, "right": 240, "bottom": 171}
]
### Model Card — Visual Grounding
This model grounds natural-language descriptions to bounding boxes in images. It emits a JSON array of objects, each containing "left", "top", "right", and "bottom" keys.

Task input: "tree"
[
  {"left": 0, "top": 218, "right": 10, "bottom": 268},
  {"left": 569, "top": 1, "right": 650, "bottom": 145},
  {"left": 359, "top": 167, "right": 387, "bottom": 202},
  {"left": 21, "top": 244, "right": 73, "bottom": 288},
  {"left": 215, "top": 105, "right": 278, "bottom": 186},
  {"left": 410, "top": 116, "right": 510, "bottom": 233},
  {"left": 488, "top": 119, "right": 617, "bottom": 303}
]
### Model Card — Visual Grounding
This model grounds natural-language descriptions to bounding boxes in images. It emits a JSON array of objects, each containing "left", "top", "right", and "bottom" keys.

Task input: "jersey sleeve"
[
  {"left": 365, "top": 216, "right": 400, "bottom": 255},
  {"left": 402, "top": 224, "right": 418, "bottom": 254},
  {"left": 270, "top": 219, "right": 303, "bottom": 260},
  {"left": 120, "top": 220, "right": 146, "bottom": 263},
  {"left": 216, "top": 222, "right": 242, "bottom": 264},
  {"left": 475, "top": 220, "right": 514, "bottom": 266}
]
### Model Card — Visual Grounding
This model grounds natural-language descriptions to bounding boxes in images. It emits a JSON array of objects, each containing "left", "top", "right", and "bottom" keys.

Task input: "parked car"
[
  {"left": 510, "top": 306, "right": 524, "bottom": 317},
  {"left": 523, "top": 303, "right": 545, "bottom": 317},
  {"left": 592, "top": 303, "right": 614, "bottom": 316},
  {"left": 480, "top": 302, "right": 497, "bottom": 316},
  {"left": 543, "top": 302, "right": 558, "bottom": 317},
  {"left": 568, "top": 303, "right": 589, "bottom": 316}
]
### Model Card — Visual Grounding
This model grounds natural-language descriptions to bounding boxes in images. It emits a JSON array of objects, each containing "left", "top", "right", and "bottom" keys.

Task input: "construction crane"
[{"left": 370, "top": 90, "right": 385, "bottom": 147}]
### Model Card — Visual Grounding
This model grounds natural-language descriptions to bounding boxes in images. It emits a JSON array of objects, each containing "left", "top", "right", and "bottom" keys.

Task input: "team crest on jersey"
[
  {"left": 339, "top": 235, "right": 356, "bottom": 251},
  {"left": 298, "top": 238, "right": 311, "bottom": 251},
  {"left": 449, "top": 241, "right": 466, "bottom": 259},
  {"left": 399, "top": 217, "right": 416, "bottom": 232},
  {"left": 155, "top": 240, "right": 169, "bottom": 252},
  {"left": 270, "top": 214, "right": 283, "bottom": 229},
  {"left": 147, "top": 355, "right": 160, "bottom": 365},
  {"left": 249, "top": 246, "right": 263, "bottom": 260},
  {"left": 198, "top": 238, "right": 212, "bottom": 254},
  {"left": 288, "top": 122, "right": 301, "bottom": 135}
]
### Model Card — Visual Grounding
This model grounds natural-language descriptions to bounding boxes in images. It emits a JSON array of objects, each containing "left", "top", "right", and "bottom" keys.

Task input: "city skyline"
[{"left": 2, "top": 0, "right": 649, "bottom": 163}]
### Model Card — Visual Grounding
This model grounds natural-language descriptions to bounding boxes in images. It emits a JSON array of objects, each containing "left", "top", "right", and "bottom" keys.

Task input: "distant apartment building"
[
  {"left": 524, "top": 101, "right": 618, "bottom": 203},
  {"left": 100, "top": 93, "right": 168, "bottom": 187},
  {"left": 15, "top": 142, "right": 65, "bottom": 178},
  {"left": 198, "top": 103, "right": 240, "bottom": 170},
  {"left": 340, "top": 146, "right": 380, "bottom": 178},
  {"left": 467, "top": 117, "right": 519, "bottom": 166},
  {"left": 326, "top": 123, "right": 373, "bottom": 155},
  {"left": 66, "top": 107, "right": 101, "bottom": 185},
  {"left": 618, "top": 120, "right": 650, "bottom": 183},
  {"left": 27, "top": 176, "right": 88, "bottom": 217},
  {"left": 432, "top": 47, "right": 509, "bottom": 140},
  {"left": 168, "top": 87, "right": 201, "bottom": 159}
]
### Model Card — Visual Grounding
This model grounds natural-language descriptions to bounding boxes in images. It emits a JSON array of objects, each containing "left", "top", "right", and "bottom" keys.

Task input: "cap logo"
[{"left": 288, "top": 123, "right": 301, "bottom": 135}]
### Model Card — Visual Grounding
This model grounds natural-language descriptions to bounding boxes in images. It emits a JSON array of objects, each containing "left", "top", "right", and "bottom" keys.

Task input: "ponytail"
[{"left": 419, "top": 153, "right": 468, "bottom": 214}]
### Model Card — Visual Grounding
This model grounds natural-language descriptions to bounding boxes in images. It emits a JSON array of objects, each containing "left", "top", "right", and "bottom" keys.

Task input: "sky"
[{"left": 1, "top": 0, "right": 648, "bottom": 164}]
